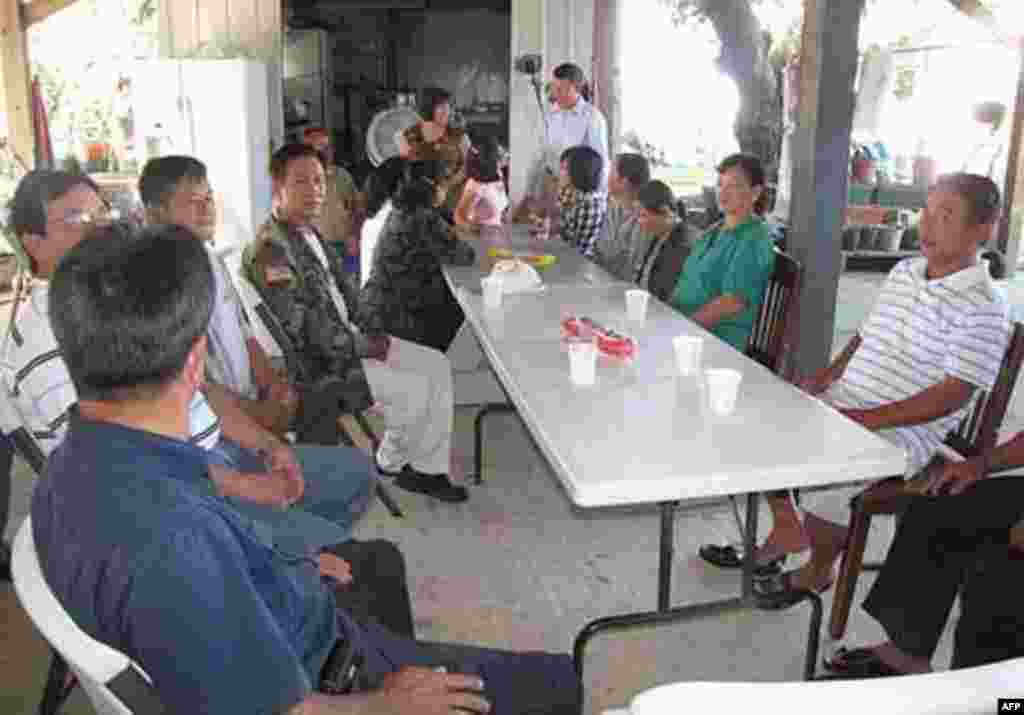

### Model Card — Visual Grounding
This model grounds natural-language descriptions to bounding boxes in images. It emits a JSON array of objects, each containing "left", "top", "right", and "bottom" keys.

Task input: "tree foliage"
[
  {"left": 661, "top": 0, "right": 789, "bottom": 26},
  {"left": 657, "top": 0, "right": 1006, "bottom": 174},
  {"left": 658, "top": 0, "right": 784, "bottom": 174}
]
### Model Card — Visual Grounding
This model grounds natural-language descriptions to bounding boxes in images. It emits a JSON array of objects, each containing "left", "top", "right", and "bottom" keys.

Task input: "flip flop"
[
  {"left": 698, "top": 544, "right": 787, "bottom": 578},
  {"left": 821, "top": 647, "right": 905, "bottom": 678},
  {"left": 753, "top": 571, "right": 834, "bottom": 611}
]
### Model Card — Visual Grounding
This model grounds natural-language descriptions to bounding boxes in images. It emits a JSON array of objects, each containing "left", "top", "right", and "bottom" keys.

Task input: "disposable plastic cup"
[
  {"left": 482, "top": 276, "right": 503, "bottom": 310},
  {"left": 567, "top": 337, "right": 598, "bottom": 387},
  {"left": 625, "top": 289, "right": 650, "bottom": 322},
  {"left": 705, "top": 368, "right": 743, "bottom": 416},
  {"left": 672, "top": 336, "right": 704, "bottom": 376}
]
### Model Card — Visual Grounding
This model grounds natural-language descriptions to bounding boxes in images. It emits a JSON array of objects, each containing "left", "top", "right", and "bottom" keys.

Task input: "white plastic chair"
[
  {"left": 217, "top": 243, "right": 283, "bottom": 360},
  {"left": 12, "top": 518, "right": 164, "bottom": 714},
  {"left": 0, "top": 375, "right": 80, "bottom": 714},
  {"left": 627, "top": 662, "right": 1024, "bottom": 715}
]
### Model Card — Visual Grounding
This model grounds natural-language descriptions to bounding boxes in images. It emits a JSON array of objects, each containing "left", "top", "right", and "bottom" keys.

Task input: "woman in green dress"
[{"left": 669, "top": 153, "right": 775, "bottom": 352}]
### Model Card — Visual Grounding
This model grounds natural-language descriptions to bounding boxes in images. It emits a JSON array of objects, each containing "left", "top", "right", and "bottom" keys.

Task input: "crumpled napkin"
[{"left": 488, "top": 259, "right": 543, "bottom": 293}]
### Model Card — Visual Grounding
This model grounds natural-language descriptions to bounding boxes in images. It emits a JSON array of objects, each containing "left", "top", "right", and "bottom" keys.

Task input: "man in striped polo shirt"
[
  {"left": 0, "top": 171, "right": 376, "bottom": 557},
  {"left": 760, "top": 173, "right": 1010, "bottom": 603}
]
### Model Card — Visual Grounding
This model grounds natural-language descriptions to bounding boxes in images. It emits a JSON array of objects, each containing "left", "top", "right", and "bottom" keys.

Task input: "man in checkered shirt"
[{"left": 558, "top": 145, "right": 606, "bottom": 257}]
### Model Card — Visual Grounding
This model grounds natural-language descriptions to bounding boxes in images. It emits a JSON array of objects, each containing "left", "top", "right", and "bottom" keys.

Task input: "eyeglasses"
[
  {"left": 55, "top": 206, "right": 119, "bottom": 227},
  {"left": 183, "top": 192, "right": 216, "bottom": 208}
]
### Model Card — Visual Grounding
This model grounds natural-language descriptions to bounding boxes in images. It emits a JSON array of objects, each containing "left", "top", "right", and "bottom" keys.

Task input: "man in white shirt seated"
[
  {"left": 139, "top": 157, "right": 297, "bottom": 432},
  {"left": 755, "top": 173, "right": 1011, "bottom": 606},
  {"left": 1, "top": 169, "right": 376, "bottom": 555}
]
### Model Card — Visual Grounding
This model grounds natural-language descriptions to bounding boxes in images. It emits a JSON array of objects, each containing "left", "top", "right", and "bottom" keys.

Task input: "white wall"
[{"left": 508, "top": 0, "right": 596, "bottom": 202}]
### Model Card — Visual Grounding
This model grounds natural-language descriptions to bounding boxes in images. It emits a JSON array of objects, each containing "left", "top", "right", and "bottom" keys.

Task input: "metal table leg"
[
  {"left": 574, "top": 493, "right": 823, "bottom": 681},
  {"left": 39, "top": 651, "right": 76, "bottom": 715},
  {"left": 473, "top": 403, "right": 515, "bottom": 484}
]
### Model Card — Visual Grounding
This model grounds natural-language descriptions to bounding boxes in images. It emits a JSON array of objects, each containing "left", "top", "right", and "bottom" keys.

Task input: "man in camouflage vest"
[{"left": 244, "top": 143, "right": 468, "bottom": 503}]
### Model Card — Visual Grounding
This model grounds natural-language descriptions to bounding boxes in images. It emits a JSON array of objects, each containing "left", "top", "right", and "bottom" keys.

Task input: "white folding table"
[{"left": 445, "top": 225, "right": 907, "bottom": 678}]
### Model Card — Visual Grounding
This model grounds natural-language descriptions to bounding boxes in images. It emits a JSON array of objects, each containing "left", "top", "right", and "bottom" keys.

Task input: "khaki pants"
[{"left": 363, "top": 337, "right": 453, "bottom": 475}]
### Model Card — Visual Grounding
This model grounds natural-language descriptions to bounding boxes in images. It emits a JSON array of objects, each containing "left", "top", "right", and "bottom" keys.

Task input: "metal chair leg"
[
  {"left": 347, "top": 413, "right": 403, "bottom": 519},
  {"left": 802, "top": 591, "right": 824, "bottom": 681},
  {"left": 729, "top": 495, "right": 746, "bottom": 543},
  {"left": 38, "top": 651, "right": 76, "bottom": 715},
  {"left": 375, "top": 481, "right": 404, "bottom": 519}
]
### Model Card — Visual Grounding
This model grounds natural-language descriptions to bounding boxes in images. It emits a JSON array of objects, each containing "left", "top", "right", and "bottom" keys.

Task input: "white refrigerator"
[{"left": 131, "top": 59, "right": 284, "bottom": 248}]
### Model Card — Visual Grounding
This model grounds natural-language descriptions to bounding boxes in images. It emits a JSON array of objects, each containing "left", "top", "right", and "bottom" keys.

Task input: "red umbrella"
[{"left": 31, "top": 76, "right": 54, "bottom": 170}]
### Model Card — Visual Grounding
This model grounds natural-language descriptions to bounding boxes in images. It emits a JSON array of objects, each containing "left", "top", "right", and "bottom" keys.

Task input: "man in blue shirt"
[{"left": 32, "top": 225, "right": 581, "bottom": 714}]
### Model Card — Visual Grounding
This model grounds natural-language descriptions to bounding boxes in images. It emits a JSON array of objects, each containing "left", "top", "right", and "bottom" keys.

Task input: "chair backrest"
[
  {"left": 360, "top": 207, "right": 388, "bottom": 288},
  {"left": 217, "top": 243, "right": 285, "bottom": 359},
  {"left": 11, "top": 519, "right": 163, "bottom": 714},
  {"left": 0, "top": 375, "right": 46, "bottom": 475},
  {"left": 629, "top": 658, "right": 1024, "bottom": 715},
  {"left": 949, "top": 321, "right": 1024, "bottom": 457},
  {"left": 746, "top": 248, "right": 803, "bottom": 381}
]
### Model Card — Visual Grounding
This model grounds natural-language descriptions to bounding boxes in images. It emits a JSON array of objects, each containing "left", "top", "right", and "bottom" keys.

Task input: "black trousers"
[
  {"left": 952, "top": 545, "right": 1024, "bottom": 669},
  {"left": 343, "top": 618, "right": 581, "bottom": 715},
  {"left": 321, "top": 540, "right": 582, "bottom": 714},
  {"left": 862, "top": 478, "right": 1024, "bottom": 664},
  {"left": 324, "top": 539, "right": 415, "bottom": 640}
]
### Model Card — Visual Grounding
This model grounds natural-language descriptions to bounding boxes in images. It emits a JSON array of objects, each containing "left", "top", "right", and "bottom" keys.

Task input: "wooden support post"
[
  {"left": 999, "top": 44, "right": 1024, "bottom": 276},
  {"left": 0, "top": 0, "right": 34, "bottom": 171},
  {"left": 787, "top": 0, "right": 866, "bottom": 373},
  {"left": 592, "top": 0, "right": 621, "bottom": 155}
]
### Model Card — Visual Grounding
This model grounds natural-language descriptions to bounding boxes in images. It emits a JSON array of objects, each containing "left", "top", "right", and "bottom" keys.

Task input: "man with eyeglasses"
[
  {"left": 0, "top": 172, "right": 403, "bottom": 623},
  {"left": 0, "top": 173, "right": 114, "bottom": 579},
  {"left": 1, "top": 173, "right": 121, "bottom": 454}
]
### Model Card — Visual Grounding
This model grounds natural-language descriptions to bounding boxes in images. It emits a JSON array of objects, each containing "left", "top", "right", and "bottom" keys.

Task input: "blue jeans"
[{"left": 207, "top": 438, "right": 376, "bottom": 555}]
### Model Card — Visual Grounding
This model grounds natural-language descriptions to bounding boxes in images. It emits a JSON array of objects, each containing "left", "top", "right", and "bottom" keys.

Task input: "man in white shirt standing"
[{"left": 524, "top": 62, "right": 609, "bottom": 205}]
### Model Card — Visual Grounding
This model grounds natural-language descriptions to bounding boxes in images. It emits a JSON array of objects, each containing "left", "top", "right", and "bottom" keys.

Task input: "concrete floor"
[{"left": 4, "top": 269, "right": 1024, "bottom": 714}]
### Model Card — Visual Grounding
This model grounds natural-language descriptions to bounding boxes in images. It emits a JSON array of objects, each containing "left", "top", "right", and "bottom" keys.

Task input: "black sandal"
[
  {"left": 754, "top": 571, "right": 834, "bottom": 611},
  {"left": 822, "top": 647, "right": 905, "bottom": 678},
  {"left": 698, "top": 543, "right": 786, "bottom": 578}
]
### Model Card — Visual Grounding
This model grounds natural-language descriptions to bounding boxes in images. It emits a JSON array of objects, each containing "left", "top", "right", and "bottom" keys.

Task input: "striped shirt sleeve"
[{"left": 944, "top": 298, "right": 1010, "bottom": 392}]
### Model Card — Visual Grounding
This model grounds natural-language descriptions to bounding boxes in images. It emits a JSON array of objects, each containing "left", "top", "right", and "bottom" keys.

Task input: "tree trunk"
[
  {"left": 945, "top": 0, "right": 1003, "bottom": 40},
  {"left": 697, "top": 0, "right": 782, "bottom": 177}
]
